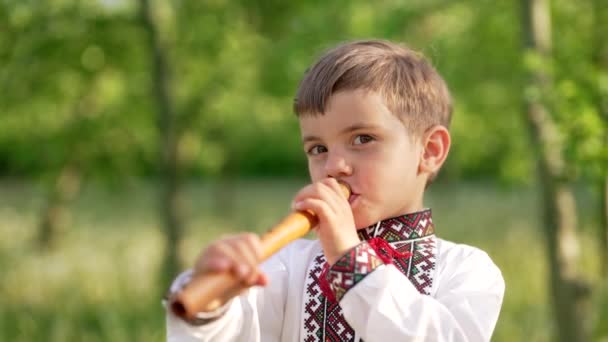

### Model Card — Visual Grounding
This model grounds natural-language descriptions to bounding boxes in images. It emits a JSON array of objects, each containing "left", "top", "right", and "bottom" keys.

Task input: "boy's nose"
[{"left": 325, "top": 154, "right": 353, "bottom": 178}]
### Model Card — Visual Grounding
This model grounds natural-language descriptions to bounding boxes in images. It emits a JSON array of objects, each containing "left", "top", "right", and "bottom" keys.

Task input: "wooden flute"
[{"left": 169, "top": 183, "right": 350, "bottom": 321}]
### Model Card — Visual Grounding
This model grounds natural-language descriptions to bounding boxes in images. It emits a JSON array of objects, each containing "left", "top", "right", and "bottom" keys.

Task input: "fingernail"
[
  {"left": 257, "top": 274, "right": 268, "bottom": 286},
  {"left": 294, "top": 201, "right": 303, "bottom": 209},
  {"left": 216, "top": 259, "right": 229, "bottom": 270},
  {"left": 238, "top": 265, "right": 249, "bottom": 277}
]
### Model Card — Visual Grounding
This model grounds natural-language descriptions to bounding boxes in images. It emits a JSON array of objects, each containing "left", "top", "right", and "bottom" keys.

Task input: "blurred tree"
[
  {"left": 521, "top": 0, "right": 589, "bottom": 341},
  {"left": 591, "top": 0, "right": 608, "bottom": 278},
  {"left": 550, "top": 0, "right": 606, "bottom": 280},
  {"left": 0, "top": 0, "right": 159, "bottom": 248},
  {"left": 139, "top": 0, "right": 183, "bottom": 286},
  {"left": 37, "top": 86, "right": 94, "bottom": 249},
  {"left": 0, "top": 0, "right": 549, "bottom": 185}
]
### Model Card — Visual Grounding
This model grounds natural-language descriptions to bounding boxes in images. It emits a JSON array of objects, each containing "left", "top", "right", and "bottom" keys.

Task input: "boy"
[{"left": 166, "top": 40, "right": 505, "bottom": 341}]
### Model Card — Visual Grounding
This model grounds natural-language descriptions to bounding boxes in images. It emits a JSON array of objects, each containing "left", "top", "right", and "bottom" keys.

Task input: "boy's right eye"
[{"left": 307, "top": 145, "right": 327, "bottom": 155}]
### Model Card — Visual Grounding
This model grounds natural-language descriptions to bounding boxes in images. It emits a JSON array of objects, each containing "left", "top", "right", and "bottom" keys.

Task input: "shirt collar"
[{"left": 357, "top": 208, "right": 435, "bottom": 242}]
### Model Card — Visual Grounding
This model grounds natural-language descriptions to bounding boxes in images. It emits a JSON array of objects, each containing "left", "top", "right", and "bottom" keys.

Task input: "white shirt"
[{"left": 165, "top": 237, "right": 504, "bottom": 341}]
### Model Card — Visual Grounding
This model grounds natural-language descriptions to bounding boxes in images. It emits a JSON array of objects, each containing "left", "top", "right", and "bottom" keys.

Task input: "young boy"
[{"left": 166, "top": 40, "right": 505, "bottom": 341}]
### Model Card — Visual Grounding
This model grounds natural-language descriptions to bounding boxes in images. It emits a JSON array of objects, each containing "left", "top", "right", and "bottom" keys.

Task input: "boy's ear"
[{"left": 418, "top": 125, "right": 451, "bottom": 176}]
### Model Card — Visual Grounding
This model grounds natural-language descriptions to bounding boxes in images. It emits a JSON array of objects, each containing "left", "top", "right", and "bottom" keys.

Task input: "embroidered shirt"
[
  {"left": 166, "top": 210, "right": 505, "bottom": 341},
  {"left": 304, "top": 210, "right": 436, "bottom": 341}
]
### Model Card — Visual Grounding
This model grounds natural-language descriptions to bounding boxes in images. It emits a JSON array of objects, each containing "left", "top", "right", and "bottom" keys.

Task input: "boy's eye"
[
  {"left": 353, "top": 134, "right": 373, "bottom": 145},
  {"left": 308, "top": 145, "right": 327, "bottom": 155}
]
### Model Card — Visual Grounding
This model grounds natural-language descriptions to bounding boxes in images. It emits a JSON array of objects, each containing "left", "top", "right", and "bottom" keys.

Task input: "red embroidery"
[
  {"left": 319, "top": 264, "right": 336, "bottom": 302},
  {"left": 320, "top": 239, "right": 414, "bottom": 303},
  {"left": 368, "top": 237, "right": 413, "bottom": 263},
  {"left": 302, "top": 209, "right": 437, "bottom": 341}
]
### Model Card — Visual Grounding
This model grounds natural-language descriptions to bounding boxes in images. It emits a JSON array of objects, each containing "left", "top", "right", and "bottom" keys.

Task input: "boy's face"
[{"left": 299, "top": 89, "right": 426, "bottom": 229}]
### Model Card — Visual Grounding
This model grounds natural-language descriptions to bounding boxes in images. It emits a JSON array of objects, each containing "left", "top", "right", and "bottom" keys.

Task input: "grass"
[{"left": 0, "top": 179, "right": 604, "bottom": 341}]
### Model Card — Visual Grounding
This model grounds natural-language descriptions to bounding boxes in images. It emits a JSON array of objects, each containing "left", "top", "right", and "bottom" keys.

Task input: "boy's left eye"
[{"left": 353, "top": 134, "right": 373, "bottom": 145}]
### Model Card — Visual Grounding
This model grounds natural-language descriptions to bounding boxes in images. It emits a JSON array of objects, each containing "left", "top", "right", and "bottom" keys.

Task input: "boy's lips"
[{"left": 348, "top": 193, "right": 359, "bottom": 204}]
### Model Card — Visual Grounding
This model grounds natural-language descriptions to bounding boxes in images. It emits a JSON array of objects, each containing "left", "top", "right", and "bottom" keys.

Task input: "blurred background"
[{"left": 1, "top": 0, "right": 607, "bottom": 341}]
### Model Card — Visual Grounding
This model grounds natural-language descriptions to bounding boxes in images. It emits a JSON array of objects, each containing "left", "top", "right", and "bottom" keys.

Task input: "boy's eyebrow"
[
  {"left": 302, "top": 135, "right": 320, "bottom": 143},
  {"left": 340, "top": 123, "right": 380, "bottom": 134},
  {"left": 302, "top": 123, "right": 380, "bottom": 143}
]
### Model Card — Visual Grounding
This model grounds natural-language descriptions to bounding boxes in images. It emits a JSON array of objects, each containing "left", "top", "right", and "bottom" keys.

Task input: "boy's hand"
[
  {"left": 193, "top": 233, "right": 268, "bottom": 310},
  {"left": 292, "top": 178, "right": 360, "bottom": 265}
]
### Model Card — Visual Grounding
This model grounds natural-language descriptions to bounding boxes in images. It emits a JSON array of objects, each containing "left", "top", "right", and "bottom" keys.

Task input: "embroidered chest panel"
[{"left": 301, "top": 210, "right": 437, "bottom": 341}]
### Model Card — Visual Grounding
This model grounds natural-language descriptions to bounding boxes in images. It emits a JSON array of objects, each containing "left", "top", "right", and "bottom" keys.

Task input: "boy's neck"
[{"left": 357, "top": 208, "right": 434, "bottom": 242}]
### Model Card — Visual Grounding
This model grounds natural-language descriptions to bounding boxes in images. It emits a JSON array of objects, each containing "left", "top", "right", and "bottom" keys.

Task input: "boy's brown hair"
[{"left": 294, "top": 40, "right": 453, "bottom": 136}]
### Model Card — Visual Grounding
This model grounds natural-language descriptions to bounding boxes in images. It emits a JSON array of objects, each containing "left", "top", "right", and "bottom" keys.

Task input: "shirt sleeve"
[
  {"left": 329, "top": 242, "right": 505, "bottom": 342},
  {"left": 165, "top": 254, "right": 288, "bottom": 342}
]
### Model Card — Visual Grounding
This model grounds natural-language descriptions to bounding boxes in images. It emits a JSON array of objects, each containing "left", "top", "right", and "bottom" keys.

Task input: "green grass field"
[{"left": 0, "top": 179, "right": 605, "bottom": 341}]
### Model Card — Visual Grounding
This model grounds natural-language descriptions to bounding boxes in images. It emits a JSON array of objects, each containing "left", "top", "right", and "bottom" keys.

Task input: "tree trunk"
[
  {"left": 602, "top": 178, "right": 608, "bottom": 277},
  {"left": 37, "top": 84, "right": 96, "bottom": 251},
  {"left": 592, "top": 0, "right": 608, "bottom": 279},
  {"left": 38, "top": 163, "right": 81, "bottom": 250},
  {"left": 139, "top": 0, "right": 183, "bottom": 288},
  {"left": 520, "top": 0, "right": 589, "bottom": 341},
  {"left": 213, "top": 176, "right": 236, "bottom": 216}
]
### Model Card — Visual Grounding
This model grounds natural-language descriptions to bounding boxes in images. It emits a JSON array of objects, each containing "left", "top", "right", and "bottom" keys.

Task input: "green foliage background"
[
  {"left": 3, "top": 0, "right": 602, "bottom": 183},
  {"left": 0, "top": 0, "right": 606, "bottom": 341}
]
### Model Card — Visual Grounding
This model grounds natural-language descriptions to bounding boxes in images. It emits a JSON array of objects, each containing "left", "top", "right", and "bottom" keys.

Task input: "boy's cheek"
[{"left": 307, "top": 163, "right": 325, "bottom": 180}]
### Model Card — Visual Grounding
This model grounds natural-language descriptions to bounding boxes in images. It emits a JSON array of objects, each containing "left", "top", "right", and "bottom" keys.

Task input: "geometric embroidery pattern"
[
  {"left": 326, "top": 242, "right": 384, "bottom": 301},
  {"left": 356, "top": 209, "right": 435, "bottom": 242},
  {"left": 302, "top": 209, "right": 437, "bottom": 341}
]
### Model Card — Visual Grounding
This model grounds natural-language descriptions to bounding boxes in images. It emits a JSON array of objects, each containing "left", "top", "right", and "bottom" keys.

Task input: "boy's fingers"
[
  {"left": 315, "top": 181, "right": 343, "bottom": 211},
  {"left": 255, "top": 272, "right": 269, "bottom": 286},
  {"left": 294, "top": 198, "right": 332, "bottom": 223},
  {"left": 196, "top": 244, "right": 226, "bottom": 273},
  {"left": 244, "top": 268, "right": 262, "bottom": 286},
  {"left": 194, "top": 232, "right": 264, "bottom": 285},
  {"left": 322, "top": 178, "right": 349, "bottom": 201},
  {"left": 228, "top": 239, "right": 259, "bottom": 276},
  {"left": 321, "top": 178, "right": 340, "bottom": 193},
  {"left": 201, "top": 256, "right": 230, "bottom": 273},
  {"left": 243, "top": 268, "right": 268, "bottom": 287},
  {"left": 321, "top": 179, "right": 352, "bottom": 212},
  {"left": 205, "top": 243, "right": 247, "bottom": 279},
  {"left": 291, "top": 184, "right": 317, "bottom": 207},
  {"left": 292, "top": 181, "right": 340, "bottom": 212},
  {"left": 241, "top": 233, "right": 263, "bottom": 261},
  {"left": 236, "top": 264, "right": 252, "bottom": 280},
  {"left": 234, "top": 233, "right": 262, "bottom": 261}
]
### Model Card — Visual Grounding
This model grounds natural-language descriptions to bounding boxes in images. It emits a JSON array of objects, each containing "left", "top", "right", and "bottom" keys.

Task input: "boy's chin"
[
  {"left": 353, "top": 209, "right": 404, "bottom": 229},
  {"left": 353, "top": 214, "right": 379, "bottom": 230}
]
